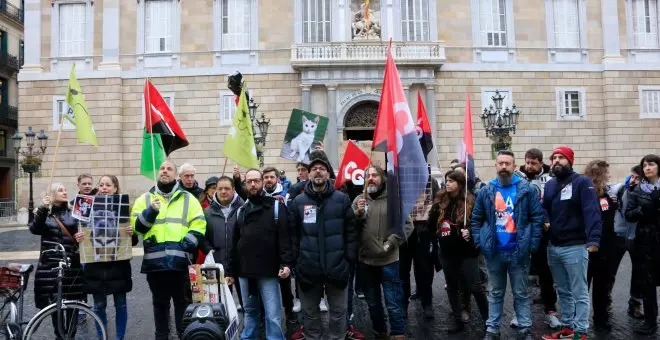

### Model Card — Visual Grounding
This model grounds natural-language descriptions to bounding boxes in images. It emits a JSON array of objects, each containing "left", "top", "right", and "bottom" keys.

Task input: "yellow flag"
[
  {"left": 65, "top": 65, "right": 98, "bottom": 146},
  {"left": 223, "top": 88, "right": 259, "bottom": 168}
]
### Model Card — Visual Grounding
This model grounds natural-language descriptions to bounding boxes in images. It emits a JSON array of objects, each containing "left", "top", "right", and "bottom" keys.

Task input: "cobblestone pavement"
[{"left": 1, "top": 227, "right": 659, "bottom": 339}]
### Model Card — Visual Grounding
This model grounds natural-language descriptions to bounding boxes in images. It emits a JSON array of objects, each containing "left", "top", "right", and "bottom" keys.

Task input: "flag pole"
[
  {"left": 222, "top": 158, "right": 229, "bottom": 176},
  {"left": 46, "top": 113, "right": 65, "bottom": 209},
  {"left": 145, "top": 78, "right": 158, "bottom": 189}
]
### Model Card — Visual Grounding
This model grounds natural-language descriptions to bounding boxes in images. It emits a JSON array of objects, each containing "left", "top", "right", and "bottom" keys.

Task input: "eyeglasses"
[
  {"left": 245, "top": 179, "right": 261, "bottom": 184},
  {"left": 310, "top": 167, "right": 327, "bottom": 172}
]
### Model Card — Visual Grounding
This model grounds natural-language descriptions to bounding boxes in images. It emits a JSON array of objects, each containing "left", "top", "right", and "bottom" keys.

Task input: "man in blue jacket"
[
  {"left": 472, "top": 150, "right": 544, "bottom": 340},
  {"left": 541, "top": 146, "right": 601, "bottom": 340}
]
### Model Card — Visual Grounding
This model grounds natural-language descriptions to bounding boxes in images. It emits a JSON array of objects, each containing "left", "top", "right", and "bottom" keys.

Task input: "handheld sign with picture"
[
  {"left": 72, "top": 194, "right": 94, "bottom": 222},
  {"left": 280, "top": 109, "right": 329, "bottom": 164},
  {"left": 79, "top": 194, "right": 132, "bottom": 264}
]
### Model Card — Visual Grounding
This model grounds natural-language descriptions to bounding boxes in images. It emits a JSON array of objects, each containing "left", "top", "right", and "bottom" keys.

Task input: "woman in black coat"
[
  {"left": 626, "top": 154, "right": 660, "bottom": 335},
  {"left": 74, "top": 175, "right": 136, "bottom": 340},
  {"left": 29, "top": 183, "right": 85, "bottom": 336}
]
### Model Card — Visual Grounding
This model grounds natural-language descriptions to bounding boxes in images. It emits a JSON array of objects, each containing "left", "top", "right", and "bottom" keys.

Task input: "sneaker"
[
  {"left": 542, "top": 327, "right": 575, "bottom": 340},
  {"left": 510, "top": 315, "right": 519, "bottom": 328},
  {"left": 236, "top": 304, "right": 243, "bottom": 312},
  {"left": 345, "top": 326, "right": 365, "bottom": 340},
  {"left": 483, "top": 331, "right": 500, "bottom": 340},
  {"left": 293, "top": 298, "right": 302, "bottom": 313},
  {"left": 319, "top": 298, "right": 328, "bottom": 312},
  {"left": 291, "top": 325, "right": 305, "bottom": 340},
  {"left": 571, "top": 333, "right": 587, "bottom": 340},
  {"left": 545, "top": 311, "right": 562, "bottom": 329}
]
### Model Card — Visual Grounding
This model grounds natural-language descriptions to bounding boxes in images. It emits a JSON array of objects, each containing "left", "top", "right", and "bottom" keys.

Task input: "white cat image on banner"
[
  {"left": 280, "top": 109, "right": 329, "bottom": 164},
  {"left": 289, "top": 115, "right": 319, "bottom": 162}
]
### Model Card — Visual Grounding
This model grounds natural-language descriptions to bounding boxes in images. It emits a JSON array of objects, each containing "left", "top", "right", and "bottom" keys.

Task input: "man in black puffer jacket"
[{"left": 288, "top": 151, "right": 357, "bottom": 340}]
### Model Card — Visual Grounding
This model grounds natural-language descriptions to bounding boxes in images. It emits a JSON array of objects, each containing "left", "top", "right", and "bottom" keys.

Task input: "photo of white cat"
[{"left": 280, "top": 109, "right": 329, "bottom": 164}]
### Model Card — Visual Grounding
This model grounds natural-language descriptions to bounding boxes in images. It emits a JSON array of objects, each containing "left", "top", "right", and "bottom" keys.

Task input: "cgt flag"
[
  {"left": 335, "top": 140, "right": 370, "bottom": 190},
  {"left": 416, "top": 90, "right": 434, "bottom": 161},
  {"left": 372, "top": 40, "right": 428, "bottom": 238}
]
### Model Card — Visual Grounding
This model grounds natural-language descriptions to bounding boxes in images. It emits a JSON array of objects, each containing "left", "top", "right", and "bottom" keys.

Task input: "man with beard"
[
  {"left": 288, "top": 151, "right": 358, "bottom": 340},
  {"left": 263, "top": 167, "right": 286, "bottom": 202},
  {"left": 130, "top": 160, "right": 207, "bottom": 340},
  {"left": 541, "top": 146, "right": 601, "bottom": 340},
  {"left": 511, "top": 148, "right": 561, "bottom": 329},
  {"left": 472, "top": 151, "right": 544, "bottom": 340},
  {"left": 226, "top": 168, "right": 293, "bottom": 339},
  {"left": 353, "top": 165, "right": 412, "bottom": 339},
  {"left": 178, "top": 163, "right": 204, "bottom": 198}
]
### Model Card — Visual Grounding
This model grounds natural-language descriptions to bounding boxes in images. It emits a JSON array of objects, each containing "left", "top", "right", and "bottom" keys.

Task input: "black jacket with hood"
[{"left": 201, "top": 193, "right": 245, "bottom": 266}]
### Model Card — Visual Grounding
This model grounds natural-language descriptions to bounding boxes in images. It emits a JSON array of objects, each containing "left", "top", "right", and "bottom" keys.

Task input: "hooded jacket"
[
  {"left": 518, "top": 164, "right": 552, "bottom": 198},
  {"left": 471, "top": 175, "right": 545, "bottom": 260},
  {"left": 201, "top": 193, "right": 245, "bottom": 266},
  {"left": 351, "top": 187, "right": 414, "bottom": 266},
  {"left": 264, "top": 182, "right": 286, "bottom": 203},
  {"left": 289, "top": 180, "right": 357, "bottom": 291}
]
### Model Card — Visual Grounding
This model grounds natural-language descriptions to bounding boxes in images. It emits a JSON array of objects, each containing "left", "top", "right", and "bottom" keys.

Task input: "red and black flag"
[
  {"left": 416, "top": 90, "right": 434, "bottom": 161},
  {"left": 144, "top": 80, "right": 189, "bottom": 155}
]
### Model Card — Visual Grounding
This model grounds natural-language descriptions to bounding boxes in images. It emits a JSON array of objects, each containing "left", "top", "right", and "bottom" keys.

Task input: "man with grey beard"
[
  {"left": 352, "top": 165, "right": 413, "bottom": 340},
  {"left": 288, "top": 151, "right": 357, "bottom": 340}
]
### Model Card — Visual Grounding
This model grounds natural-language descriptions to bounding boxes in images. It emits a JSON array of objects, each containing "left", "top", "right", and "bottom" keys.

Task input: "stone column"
[
  {"left": 98, "top": 0, "right": 121, "bottom": 70},
  {"left": 403, "top": 85, "right": 410, "bottom": 102},
  {"left": 22, "top": 0, "right": 43, "bottom": 73},
  {"left": 326, "top": 84, "right": 339, "bottom": 169},
  {"left": 301, "top": 85, "right": 312, "bottom": 112},
  {"left": 601, "top": 0, "right": 625, "bottom": 63},
  {"left": 425, "top": 85, "right": 439, "bottom": 168}
]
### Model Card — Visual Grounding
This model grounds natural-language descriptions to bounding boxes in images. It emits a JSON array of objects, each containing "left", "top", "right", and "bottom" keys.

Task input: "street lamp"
[
  {"left": 12, "top": 127, "right": 49, "bottom": 223},
  {"left": 248, "top": 98, "right": 271, "bottom": 168},
  {"left": 480, "top": 90, "right": 521, "bottom": 154}
]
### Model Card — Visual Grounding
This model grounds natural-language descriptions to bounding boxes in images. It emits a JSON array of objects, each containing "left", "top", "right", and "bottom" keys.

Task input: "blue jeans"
[
  {"left": 361, "top": 261, "right": 406, "bottom": 336},
  {"left": 238, "top": 277, "right": 285, "bottom": 340},
  {"left": 485, "top": 253, "right": 532, "bottom": 333},
  {"left": 548, "top": 244, "right": 590, "bottom": 334},
  {"left": 93, "top": 293, "right": 127, "bottom": 340}
]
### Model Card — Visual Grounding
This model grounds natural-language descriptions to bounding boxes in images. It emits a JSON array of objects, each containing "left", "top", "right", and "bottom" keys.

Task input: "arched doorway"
[{"left": 343, "top": 101, "right": 378, "bottom": 140}]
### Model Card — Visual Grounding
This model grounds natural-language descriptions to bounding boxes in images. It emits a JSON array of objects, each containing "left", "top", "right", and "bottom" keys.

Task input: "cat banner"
[
  {"left": 280, "top": 109, "right": 329, "bottom": 164},
  {"left": 79, "top": 194, "right": 133, "bottom": 264}
]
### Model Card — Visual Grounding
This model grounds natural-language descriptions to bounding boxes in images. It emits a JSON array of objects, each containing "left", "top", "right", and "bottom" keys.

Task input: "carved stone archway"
[{"left": 343, "top": 100, "right": 378, "bottom": 141}]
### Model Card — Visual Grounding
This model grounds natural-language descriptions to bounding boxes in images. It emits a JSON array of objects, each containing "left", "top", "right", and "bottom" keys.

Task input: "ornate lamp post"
[
  {"left": 12, "top": 127, "right": 48, "bottom": 223},
  {"left": 248, "top": 98, "right": 271, "bottom": 168},
  {"left": 480, "top": 90, "right": 521, "bottom": 154}
]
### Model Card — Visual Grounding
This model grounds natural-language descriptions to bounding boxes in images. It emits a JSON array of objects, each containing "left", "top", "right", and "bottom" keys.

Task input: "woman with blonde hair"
[
  {"left": 75, "top": 175, "right": 137, "bottom": 340},
  {"left": 583, "top": 160, "right": 617, "bottom": 332}
]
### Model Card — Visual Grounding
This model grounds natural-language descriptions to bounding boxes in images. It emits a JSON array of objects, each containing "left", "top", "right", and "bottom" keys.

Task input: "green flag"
[
  {"left": 223, "top": 88, "right": 259, "bottom": 168},
  {"left": 65, "top": 65, "right": 98, "bottom": 146},
  {"left": 140, "top": 130, "right": 167, "bottom": 181}
]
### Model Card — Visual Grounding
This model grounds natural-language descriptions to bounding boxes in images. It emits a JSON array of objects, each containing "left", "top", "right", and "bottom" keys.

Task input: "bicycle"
[{"left": 1, "top": 241, "right": 107, "bottom": 339}]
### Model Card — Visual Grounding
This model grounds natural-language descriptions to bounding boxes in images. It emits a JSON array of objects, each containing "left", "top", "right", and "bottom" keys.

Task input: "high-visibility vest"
[{"left": 131, "top": 188, "right": 206, "bottom": 273}]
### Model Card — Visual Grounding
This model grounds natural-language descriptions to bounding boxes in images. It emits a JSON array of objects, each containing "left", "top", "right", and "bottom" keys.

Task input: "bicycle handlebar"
[{"left": 40, "top": 241, "right": 70, "bottom": 268}]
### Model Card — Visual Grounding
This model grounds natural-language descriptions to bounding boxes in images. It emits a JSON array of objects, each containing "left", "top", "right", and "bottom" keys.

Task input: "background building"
[
  {"left": 15, "top": 0, "right": 660, "bottom": 203},
  {"left": 0, "top": 0, "right": 22, "bottom": 215}
]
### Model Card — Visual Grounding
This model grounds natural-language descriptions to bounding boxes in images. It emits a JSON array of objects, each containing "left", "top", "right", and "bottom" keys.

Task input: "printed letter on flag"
[
  {"left": 223, "top": 87, "right": 259, "bottom": 168},
  {"left": 144, "top": 80, "right": 189, "bottom": 155},
  {"left": 66, "top": 65, "right": 98, "bottom": 146},
  {"left": 372, "top": 40, "right": 428, "bottom": 237},
  {"left": 335, "top": 140, "right": 370, "bottom": 190}
]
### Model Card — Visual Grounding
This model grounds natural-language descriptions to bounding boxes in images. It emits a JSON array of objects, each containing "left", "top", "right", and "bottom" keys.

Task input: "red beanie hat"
[{"left": 551, "top": 146, "right": 575, "bottom": 166}]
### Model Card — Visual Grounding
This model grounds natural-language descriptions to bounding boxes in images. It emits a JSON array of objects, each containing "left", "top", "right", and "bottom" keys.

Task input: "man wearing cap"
[
  {"left": 288, "top": 150, "right": 357, "bottom": 340},
  {"left": 541, "top": 146, "right": 602, "bottom": 340}
]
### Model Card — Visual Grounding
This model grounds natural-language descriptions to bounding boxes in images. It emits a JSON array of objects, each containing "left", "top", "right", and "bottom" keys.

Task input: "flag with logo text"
[{"left": 335, "top": 140, "right": 370, "bottom": 190}]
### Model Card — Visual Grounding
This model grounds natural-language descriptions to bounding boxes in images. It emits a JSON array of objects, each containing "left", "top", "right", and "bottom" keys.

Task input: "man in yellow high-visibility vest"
[{"left": 131, "top": 160, "right": 206, "bottom": 340}]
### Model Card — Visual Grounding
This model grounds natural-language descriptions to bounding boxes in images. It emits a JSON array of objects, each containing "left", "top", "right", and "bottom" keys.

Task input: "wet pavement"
[{"left": 1, "top": 226, "right": 658, "bottom": 339}]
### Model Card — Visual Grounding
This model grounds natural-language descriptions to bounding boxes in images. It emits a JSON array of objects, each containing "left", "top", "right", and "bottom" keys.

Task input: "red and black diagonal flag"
[
  {"left": 416, "top": 90, "right": 434, "bottom": 161},
  {"left": 144, "top": 80, "right": 189, "bottom": 155}
]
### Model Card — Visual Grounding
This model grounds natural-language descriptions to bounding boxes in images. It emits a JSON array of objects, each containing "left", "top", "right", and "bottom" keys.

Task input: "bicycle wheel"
[
  {"left": 22, "top": 301, "right": 107, "bottom": 340},
  {"left": 0, "top": 300, "right": 18, "bottom": 339}
]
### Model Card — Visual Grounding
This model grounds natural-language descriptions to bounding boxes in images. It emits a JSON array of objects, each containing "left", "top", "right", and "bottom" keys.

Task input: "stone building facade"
[{"left": 15, "top": 0, "right": 660, "bottom": 203}]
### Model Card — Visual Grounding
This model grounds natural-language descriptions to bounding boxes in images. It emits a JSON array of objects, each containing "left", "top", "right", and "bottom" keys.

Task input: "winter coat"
[
  {"left": 29, "top": 204, "right": 85, "bottom": 309},
  {"left": 543, "top": 171, "right": 602, "bottom": 248},
  {"left": 289, "top": 181, "right": 357, "bottom": 291},
  {"left": 428, "top": 191, "right": 479, "bottom": 258},
  {"left": 625, "top": 182, "right": 660, "bottom": 286},
  {"left": 201, "top": 193, "right": 244, "bottom": 267},
  {"left": 179, "top": 180, "right": 204, "bottom": 198},
  {"left": 226, "top": 194, "right": 293, "bottom": 279},
  {"left": 517, "top": 164, "right": 552, "bottom": 198},
  {"left": 351, "top": 188, "right": 413, "bottom": 266},
  {"left": 611, "top": 180, "right": 638, "bottom": 239},
  {"left": 471, "top": 176, "right": 545, "bottom": 260},
  {"left": 264, "top": 183, "right": 286, "bottom": 203}
]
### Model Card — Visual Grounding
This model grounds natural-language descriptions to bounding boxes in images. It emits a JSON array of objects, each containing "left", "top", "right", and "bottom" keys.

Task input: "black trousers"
[
  {"left": 280, "top": 276, "right": 294, "bottom": 314},
  {"left": 146, "top": 271, "right": 192, "bottom": 340},
  {"left": 587, "top": 236, "right": 617, "bottom": 324},
  {"left": 400, "top": 226, "right": 436, "bottom": 309},
  {"left": 439, "top": 255, "right": 488, "bottom": 321},
  {"left": 610, "top": 235, "right": 643, "bottom": 301},
  {"left": 531, "top": 235, "right": 557, "bottom": 313},
  {"left": 632, "top": 230, "right": 660, "bottom": 326}
]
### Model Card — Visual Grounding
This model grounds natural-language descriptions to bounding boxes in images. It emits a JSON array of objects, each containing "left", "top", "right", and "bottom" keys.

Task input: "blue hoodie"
[{"left": 491, "top": 176, "right": 521, "bottom": 253}]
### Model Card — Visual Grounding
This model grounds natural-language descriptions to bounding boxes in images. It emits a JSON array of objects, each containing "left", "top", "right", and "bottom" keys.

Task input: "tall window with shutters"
[
  {"left": 480, "top": 0, "right": 507, "bottom": 47},
  {"left": 145, "top": 0, "right": 174, "bottom": 53},
  {"left": 401, "top": 0, "right": 429, "bottom": 41},
  {"left": 639, "top": 87, "right": 660, "bottom": 119},
  {"left": 302, "top": 0, "right": 331, "bottom": 43},
  {"left": 220, "top": 92, "right": 237, "bottom": 125},
  {"left": 555, "top": 88, "right": 586, "bottom": 121},
  {"left": 632, "top": 0, "right": 659, "bottom": 48},
  {"left": 59, "top": 3, "right": 87, "bottom": 57},
  {"left": 553, "top": 0, "right": 580, "bottom": 48},
  {"left": 221, "top": 0, "right": 251, "bottom": 50}
]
